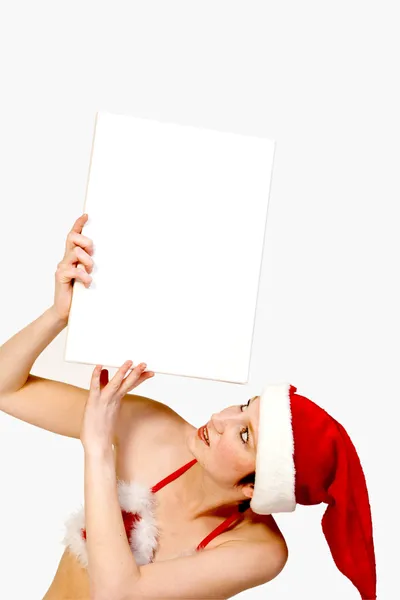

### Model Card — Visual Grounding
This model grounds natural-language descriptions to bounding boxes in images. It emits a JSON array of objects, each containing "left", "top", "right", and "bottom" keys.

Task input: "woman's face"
[{"left": 193, "top": 395, "right": 260, "bottom": 490}]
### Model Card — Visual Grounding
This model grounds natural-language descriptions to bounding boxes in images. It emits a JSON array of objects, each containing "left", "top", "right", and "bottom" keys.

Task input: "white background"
[{"left": 0, "top": 1, "right": 398, "bottom": 599}]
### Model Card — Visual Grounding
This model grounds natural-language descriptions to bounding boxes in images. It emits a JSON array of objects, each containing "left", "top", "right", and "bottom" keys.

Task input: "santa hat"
[{"left": 250, "top": 383, "right": 376, "bottom": 600}]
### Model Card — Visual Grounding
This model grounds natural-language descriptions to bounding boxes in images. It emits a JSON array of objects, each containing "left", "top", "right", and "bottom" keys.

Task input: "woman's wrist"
[
  {"left": 82, "top": 441, "right": 115, "bottom": 460},
  {"left": 47, "top": 305, "right": 69, "bottom": 328}
]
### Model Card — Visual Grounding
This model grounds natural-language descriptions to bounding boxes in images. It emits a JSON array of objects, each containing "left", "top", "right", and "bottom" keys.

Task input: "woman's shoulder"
[
  {"left": 116, "top": 392, "right": 187, "bottom": 444},
  {"left": 206, "top": 511, "right": 288, "bottom": 580},
  {"left": 114, "top": 392, "right": 191, "bottom": 480},
  {"left": 228, "top": 507, "right": 287, "bottom": 549}
]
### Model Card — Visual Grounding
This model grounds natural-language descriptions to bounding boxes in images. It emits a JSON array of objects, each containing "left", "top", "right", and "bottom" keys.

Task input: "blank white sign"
[{"left": 64, "top": 111, "right": 275, "bottom": 384}]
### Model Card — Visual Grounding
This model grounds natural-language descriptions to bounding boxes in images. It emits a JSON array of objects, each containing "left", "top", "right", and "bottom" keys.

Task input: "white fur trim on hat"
[{"left": 250, "top": 382, "right": 296, "bottom": 514}]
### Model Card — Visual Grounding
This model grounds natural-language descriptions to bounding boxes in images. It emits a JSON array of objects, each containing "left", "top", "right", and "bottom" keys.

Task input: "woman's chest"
[
  {"left": 112, "top": 420, "right": 227, "bottom": 558},
  {"left": 64, "top": 420, "right": 220, "bottom": 562},
  {"left": 113, "top": 413, "right": 192, "bottom": 486}
]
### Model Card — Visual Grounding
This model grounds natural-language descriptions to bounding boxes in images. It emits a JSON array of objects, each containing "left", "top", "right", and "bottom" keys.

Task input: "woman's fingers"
[
  {"left": 62, "top": 234, "right": 94, "bottom": 274},
  {"left": 63, "top": 214, "right": 94, "bottom": 271},
  {"left": 93, "top": 361, "right": 149, "bottom": 396},
  {"left": 67, "top": 244, "right": 94, "bottom": 271},
  {"left": 90, "top": 365, "right": 103, "bottom": 394},
  {"left": 52, "top": 215, "right": 94, "bottom": 322},
  {"left": 119, "top": 367, "right": 154, "bottom": 396},
  {"left": 108, "top": 361, "right": 135, "bottom": 392},
  {"left": 65, "top": 215, "right": 90, "bottom": 253},
  {"left": 56, "top": 266, "right": 93, "bottom": 288},
  {"left": 65, "top": 229, "right": 94, "bottom": 255},
  {"left": 58, "top": 217, "right": 95, "bottom": 284},
  {"left": 67, "top": 214, "right": 89, "bottom": 245},
  {"left": 90, "top": 361, "right": 154, "bottom": 400}
]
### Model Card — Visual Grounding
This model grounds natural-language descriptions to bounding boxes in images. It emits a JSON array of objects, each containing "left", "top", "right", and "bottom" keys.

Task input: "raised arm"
[
  {"left": 0, "top": 305, "right": 166, "bottom": 440},
  {"left": 0, "top": 305, "right": 89, "bottom": 438},
  {"left": 0, "top": 214, "right": 174, "bottom": 441}
]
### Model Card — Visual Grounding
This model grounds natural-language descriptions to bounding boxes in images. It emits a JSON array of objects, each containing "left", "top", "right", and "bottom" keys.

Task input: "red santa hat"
[{"left": 250, "top": 383, "right": 376, "bottom": 600}]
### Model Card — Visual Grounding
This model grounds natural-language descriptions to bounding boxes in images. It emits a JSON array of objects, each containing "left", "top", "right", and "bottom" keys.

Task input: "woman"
[{"left": 0, "top": 214, "right": 376, "bottom": 600}]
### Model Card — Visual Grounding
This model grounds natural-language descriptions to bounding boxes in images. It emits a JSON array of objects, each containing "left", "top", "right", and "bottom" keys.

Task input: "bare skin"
[{"left": 42, "top": 400, "right": 286, "bottom": 599}]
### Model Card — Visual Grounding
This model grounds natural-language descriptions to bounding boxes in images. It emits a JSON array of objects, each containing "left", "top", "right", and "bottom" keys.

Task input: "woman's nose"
[{"left": 210, "top": 414, "right": 225, "bottom": 435}]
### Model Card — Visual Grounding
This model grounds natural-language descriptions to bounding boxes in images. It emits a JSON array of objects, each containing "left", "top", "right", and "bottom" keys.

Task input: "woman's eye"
[{"left": 240, "top": 428, "right": 249, "bottom": 444}]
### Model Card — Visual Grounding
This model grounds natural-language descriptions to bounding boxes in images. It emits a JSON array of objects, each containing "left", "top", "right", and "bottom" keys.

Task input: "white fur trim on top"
[
  {"left": 62, "top": 480, "right": 159, "bottom": 568},
  {"left": 250, "top": 382, "right": 296, "bottom": 515}
]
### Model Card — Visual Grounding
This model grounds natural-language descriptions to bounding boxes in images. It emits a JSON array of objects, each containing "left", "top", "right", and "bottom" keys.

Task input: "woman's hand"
[
  {"left": 80, "top": 360, "right": 154, "bottom": 453},
  {"left": 53, "top": 213, "right": 94, "bottom": 322}
]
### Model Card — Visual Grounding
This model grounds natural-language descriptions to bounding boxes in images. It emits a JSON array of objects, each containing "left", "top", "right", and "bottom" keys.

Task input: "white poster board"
[{"left": 65, "top": 111, "right": 275, "bottom": 383}]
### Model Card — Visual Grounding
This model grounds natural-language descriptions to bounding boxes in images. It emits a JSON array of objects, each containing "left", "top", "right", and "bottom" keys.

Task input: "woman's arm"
[
  {"left": 0, "top": 212, "right": 93, "bottom": 396},
  {"left": 0, "top": 307, "right": 152, "bottom": 440},
  {"left": 0, "top": 213, "right": 93, "bottom": 436},
  {"left": 0, "top": 306, "right": 67, "bottom": 396},
  {"left": 84, "top": 447, "right": 141, "bottom": 600},
  {"left": 82, "top": 363, "right": 154, "bottom": 600},
  {"left": 130, "top": 538, "right": 287, "bottom": 600}
]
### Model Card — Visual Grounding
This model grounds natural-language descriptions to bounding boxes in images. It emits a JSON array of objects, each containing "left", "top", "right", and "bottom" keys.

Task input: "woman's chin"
[{"left": 184, "top": 423, "right": 202, "bottom": 453}]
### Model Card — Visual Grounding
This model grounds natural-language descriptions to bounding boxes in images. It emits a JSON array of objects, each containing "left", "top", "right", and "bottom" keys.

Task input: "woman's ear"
[{"left": 242, "top": 484, "right": 254, "bottom": 499}]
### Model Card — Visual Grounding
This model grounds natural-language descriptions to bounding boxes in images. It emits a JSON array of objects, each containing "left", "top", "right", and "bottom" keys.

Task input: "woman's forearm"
[
  {"left": 0, "top": 305, "right": 67, "bottom": 395},
  {"left": 84, "top": 447, "right": 141, "bottom": 600}
]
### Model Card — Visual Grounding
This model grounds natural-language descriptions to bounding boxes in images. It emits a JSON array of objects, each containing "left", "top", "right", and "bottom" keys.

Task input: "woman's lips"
[{"left": 197, "top": 425, "right": 209, "bottom": 446}]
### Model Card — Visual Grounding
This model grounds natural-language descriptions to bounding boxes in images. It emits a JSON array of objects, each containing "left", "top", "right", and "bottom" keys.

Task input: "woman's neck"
[{"left": 173, "top": 425, "right": 246, "bottom": 521}]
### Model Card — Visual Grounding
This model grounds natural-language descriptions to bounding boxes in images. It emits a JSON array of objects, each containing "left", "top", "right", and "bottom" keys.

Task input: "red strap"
[
  {"left": 196, "top": 510, "right": 243, "bottom": 550},
  {"left": 151, "top": 458, "right": 198, "bottom": 493}
]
